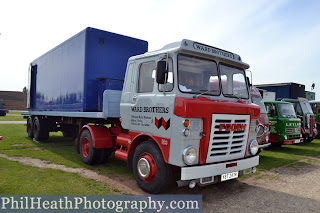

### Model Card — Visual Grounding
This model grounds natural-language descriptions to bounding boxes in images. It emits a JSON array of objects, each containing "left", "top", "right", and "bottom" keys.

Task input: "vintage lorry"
[
  {"left": 280, "top": 98, "right": 315, "bottom": 143},
  {"left": 264, "top": 101, "right": 303, "bottom": 147},
  {"left": 308, "top": 100, "right": 320, "bottom": 138},
  {"left": 250, "top": 86, "right": 270, "bottom": 151},
  {"left": 22, "top": 27, "right": 261, "bottom": 193}
]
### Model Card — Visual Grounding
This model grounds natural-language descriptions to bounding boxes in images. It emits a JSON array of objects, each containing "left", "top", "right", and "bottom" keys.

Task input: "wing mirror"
[{"left": 156, "top": 60, "right": 168, "bottom": 84}]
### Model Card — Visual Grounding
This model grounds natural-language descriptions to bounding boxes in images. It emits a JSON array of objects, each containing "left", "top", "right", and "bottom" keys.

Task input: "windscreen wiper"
[
  {"left": 224, "top": 94, "right": 242, "bottom": 100},
  {"left": 193, "top": 90, "right": 214, "bottom": 98}
]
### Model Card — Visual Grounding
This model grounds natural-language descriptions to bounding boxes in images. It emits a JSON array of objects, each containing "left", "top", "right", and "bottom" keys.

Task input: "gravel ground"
[{"left": 170, "top": 156, "right": 320, "bottom": 212}]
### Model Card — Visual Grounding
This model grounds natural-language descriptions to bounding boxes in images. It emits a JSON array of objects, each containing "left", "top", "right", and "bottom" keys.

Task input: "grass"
[
  {"left": 0, "top": 111, "right": 25, "bottom": 121},
  {"left": 258, "top": 139, "right": 320, "bottom": 171},
  {"left": 1, "top": 123, "right": 320, "bottom": 194},
  {"left": 0, "top": 157, "right": 112, "bottom": 194},
  {"left": 0, "top": 124, "right": 133, "bottom": 179}
]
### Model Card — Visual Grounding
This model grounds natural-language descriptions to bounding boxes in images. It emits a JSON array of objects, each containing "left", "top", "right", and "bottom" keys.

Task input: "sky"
[{"left": 1, "top": 0, "right": 320, "bottom": 98}]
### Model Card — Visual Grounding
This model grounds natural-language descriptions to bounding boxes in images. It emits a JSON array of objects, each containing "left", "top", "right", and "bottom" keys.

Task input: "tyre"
[
  {"left": 132, "top": 141, "right": 173, "bottom": 194},
  {"left": 315, "top": 124, "right": 320, "bottom": 139},
  {"left": 271, "top": 141, "right": 283, "bottom": 147},
  {"left": 33, "top": 117, "right": 49, "bottom": 141},
  {"left": 79, "top": 129, "right": 109, "bottom": 165},
  {"left": 305, "top": 137, "right": 313, "bottom": 143},
  {"left": 27, "top": 117, "right": 34, "bottom": 138},
  {"left": 303, "top": 134, "right": 313, "bottom": 143}
]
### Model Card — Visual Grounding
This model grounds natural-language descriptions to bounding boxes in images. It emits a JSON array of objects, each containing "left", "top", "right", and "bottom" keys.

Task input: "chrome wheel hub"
[{"left": 137, "top": 158, "right": 150, "bottom": 178}]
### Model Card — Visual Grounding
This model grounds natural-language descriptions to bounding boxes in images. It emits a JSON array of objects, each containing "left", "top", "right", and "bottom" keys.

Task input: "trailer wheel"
[
  {"left": 33, "top": 117, "right": 49, "bottom": 142},
  {"left": 27, "top": 117, "right": 34, "bottom": 138},
  {"left": 133, "top": 141, "right": 173, "bottom": 194}
]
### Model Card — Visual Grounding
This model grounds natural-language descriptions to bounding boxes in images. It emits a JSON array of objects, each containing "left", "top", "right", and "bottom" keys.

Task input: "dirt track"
[{"left": 1, "top": 153, "right": 320, "bottom": 212}]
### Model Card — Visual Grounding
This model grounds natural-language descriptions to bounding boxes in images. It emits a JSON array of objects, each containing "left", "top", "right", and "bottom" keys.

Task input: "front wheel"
[
  {"left": 133, "top": 141, "right": 173, "bottom": 194},
  {"left": 271, "top": 141, "right": 283, "bottom": 147}
]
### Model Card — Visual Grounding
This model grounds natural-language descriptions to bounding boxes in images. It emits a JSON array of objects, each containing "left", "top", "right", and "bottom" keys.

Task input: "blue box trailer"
[
  {"left": 255, "top": 82, "right": 305, "bottom": 100},
  {"left": 26, "top": 27, "right": 148, "bottom": 118}
]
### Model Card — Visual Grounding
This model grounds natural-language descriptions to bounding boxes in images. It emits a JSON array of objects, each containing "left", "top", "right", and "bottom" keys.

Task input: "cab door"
[{"left": 129, "top": 57, "right": 175, "bottom": 138}]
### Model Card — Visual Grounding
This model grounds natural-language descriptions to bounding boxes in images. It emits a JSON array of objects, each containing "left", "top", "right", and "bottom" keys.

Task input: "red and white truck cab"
[
  {"left": 250, "top": 86, "right": 271, "bottom": 151},
  {"left": 119, "top": 40, "right": 260, "bottom": 193}
]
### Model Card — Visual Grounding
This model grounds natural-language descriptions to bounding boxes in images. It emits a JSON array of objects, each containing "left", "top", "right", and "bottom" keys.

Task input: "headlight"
[
  {"left": 249, "top": 140, "right": 259, "bottom": 155},
  {"left": 284, "top": 135, "right": 287, "bottom": 140},
  {"left": 265, "top": 135, "right": 269, "bottom": 142},
  {"left": 182, "top": 146, "right": 197, "bottom": 165},
  {"left": 256, "top": 125, "right": 264, "bottom": 137}
]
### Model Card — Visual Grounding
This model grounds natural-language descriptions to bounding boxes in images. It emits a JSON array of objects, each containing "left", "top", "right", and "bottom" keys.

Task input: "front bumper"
[
  {"left": 258, "top": 143, "right": 271, "bottom": 149},
  {"left": 283, "top": 138, "right": 303, "bottom": 145},
  {"left": 181, "top": 156, "right": 259, "bottom": 180}
]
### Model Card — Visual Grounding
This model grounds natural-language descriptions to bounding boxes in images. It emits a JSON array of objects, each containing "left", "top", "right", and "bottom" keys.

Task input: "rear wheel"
[
  {"left": 33, "top": 117, "right": 49, "bottom": 141},
  {"left": 79, "top": 129, "right": 109, "bottom": 165},
  {"left": 133, "top": 141, "right": 173, "bottom": 194},
  {"left": 27, "top": 117, "right": 34, "bottom": 138}
]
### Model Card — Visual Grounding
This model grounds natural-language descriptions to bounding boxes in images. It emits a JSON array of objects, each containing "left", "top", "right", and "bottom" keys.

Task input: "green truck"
[
  {"left": 280, "top": 98, "right": 315, "bottom": 143},
  {"left": 264, "top": 101, "right": 303, "bottom": 147}
]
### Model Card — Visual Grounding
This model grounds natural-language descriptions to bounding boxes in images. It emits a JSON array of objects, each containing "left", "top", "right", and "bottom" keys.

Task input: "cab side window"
[
  {"left": 138, "top": 62, "right": 155, "bottom": 93},
  {"left": 265, "top": 103, "right": 276, "bottom": 117},
  {"left": 296, "top": 103, "right": 303, "bottom": 116}
]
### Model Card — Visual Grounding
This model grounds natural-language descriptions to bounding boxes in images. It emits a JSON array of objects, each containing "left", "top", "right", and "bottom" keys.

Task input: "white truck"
[{"left": 23, "top": 27, "right": 261, "bottom": 193}]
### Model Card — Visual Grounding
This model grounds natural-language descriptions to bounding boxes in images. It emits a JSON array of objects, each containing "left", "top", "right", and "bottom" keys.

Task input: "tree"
[{"left": 22, "top": 86, "right": 28, "bottom": 94}]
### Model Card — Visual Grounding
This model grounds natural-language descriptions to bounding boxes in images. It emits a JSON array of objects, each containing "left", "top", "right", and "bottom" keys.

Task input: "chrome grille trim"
[
  {"left": 206, "top": 114, "right": 250, "bottom": 163},
  {"left": 285, "top": 128, "right": 300, "bottom": 133}
]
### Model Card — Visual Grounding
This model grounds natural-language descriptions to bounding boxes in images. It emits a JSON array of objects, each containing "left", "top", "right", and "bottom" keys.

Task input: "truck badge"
[
  {"left": 155, "top": 117, "right": 171, "bottom": 130},
  {"left": 219, "top": 124, "right": 246, "bottom": 132}
]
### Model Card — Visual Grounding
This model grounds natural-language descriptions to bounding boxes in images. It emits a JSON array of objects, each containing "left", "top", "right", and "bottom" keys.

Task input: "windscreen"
[
  {"left": 278, "top": 103, "right": 296, "bottom": 117},
  {"left": 252, "top": 97, "right": 267, "bottom": 113},
  {"left": 300, "top": 101, "right": 313, "bottom": 114},
  {"left": 178, "top": 55, "right": 219, "bottom": 95},
  {"left": 177, "top": 54, "right": 249, "bottom": 99},
  {"left": 219, "top": 65, "right": 248, "bottom": 99}
]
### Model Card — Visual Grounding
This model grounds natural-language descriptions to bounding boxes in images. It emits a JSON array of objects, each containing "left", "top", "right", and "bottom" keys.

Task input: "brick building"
[{"left": 0, "top": 91, "right": 27, "bottom": 110}]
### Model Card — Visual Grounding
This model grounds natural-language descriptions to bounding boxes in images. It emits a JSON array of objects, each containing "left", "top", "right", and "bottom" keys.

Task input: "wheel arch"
[
  {"left": 78, "top": 125, "right": 113, "bottom": 149},
  {"left": 127, "top": 133, "right": 170, "bottom": 167}
]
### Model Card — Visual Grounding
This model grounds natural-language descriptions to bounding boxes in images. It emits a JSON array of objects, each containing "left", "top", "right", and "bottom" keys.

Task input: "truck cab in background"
[
  {"left": 264, "top": 101, "right": 303, "bottom": 147},
  {"left": 280, "top": 98, "right": 315, "bottom": 143},
  {"left": 250, "top": 86, "right": 270, "bottom": 151},
  {"left": 309, "top": 100, "right": 320, "bottom": 138}
]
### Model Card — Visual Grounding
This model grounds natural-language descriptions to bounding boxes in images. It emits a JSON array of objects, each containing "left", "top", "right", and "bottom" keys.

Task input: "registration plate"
[
  {"left": 295, "top": 139, "right": 301, "bottom": 143},
  {"left": 221, "top": 171, "right": 239, "bottom": 181}
]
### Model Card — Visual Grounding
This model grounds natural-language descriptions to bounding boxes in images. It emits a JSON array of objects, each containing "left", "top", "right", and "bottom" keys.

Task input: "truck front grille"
[
  {"left": 285, "top": 128, "right": 300, "bottom": 133},
  {"left": 206, "top": 114, "right": 250, "bottom": 163}
]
